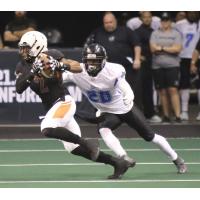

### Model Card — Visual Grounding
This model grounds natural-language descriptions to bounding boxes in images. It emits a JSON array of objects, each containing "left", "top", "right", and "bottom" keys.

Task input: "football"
[{"left": 38, "top": 53, "right": 56, "bottom": 79}]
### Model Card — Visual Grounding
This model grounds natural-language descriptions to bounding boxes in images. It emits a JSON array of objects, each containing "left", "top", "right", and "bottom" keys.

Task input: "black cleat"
[
  {"left": 120, "top": 155, "right": 136, "bottom": 168},
  {"left": 173, "top": 157, "right": 188, "bottom": 174},
  {"left": 84, "top": 138, "right": 100, "bottom": 161},
  {"left": 107, "top": 159, "right": 131, "bottom": 179}
]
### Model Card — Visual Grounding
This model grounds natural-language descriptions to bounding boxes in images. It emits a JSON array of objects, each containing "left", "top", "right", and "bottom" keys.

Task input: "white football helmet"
[{"left": 18, "top": 31, "right": 48, "bottom": 62}]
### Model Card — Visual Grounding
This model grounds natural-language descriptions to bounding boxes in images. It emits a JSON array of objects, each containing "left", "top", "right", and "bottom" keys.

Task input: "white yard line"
[
  {"left": 0, "top": 148, "right": 199, "bottom": 153},
  {"left": 0, "top": 162, "right": 199, "bottom": 167},
  {"left": 0, "top": 137, "right": 200, "bottom": 142},
  {"left": 0, "top": 179, "right": 200, "bottom": 184}
]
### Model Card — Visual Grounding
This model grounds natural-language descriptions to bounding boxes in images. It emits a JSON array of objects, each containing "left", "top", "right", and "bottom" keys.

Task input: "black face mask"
[
  {"left": 85, "top": 63, "right": 102, "bottom": 77},
  {"left": 19, "top": 46, "right": 35, "bottom": 63}
]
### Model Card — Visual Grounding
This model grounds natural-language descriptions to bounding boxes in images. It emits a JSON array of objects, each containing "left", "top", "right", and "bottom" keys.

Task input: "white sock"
[
  {"left": 180, "top": 89, "right": 189, "bottom": 112},
  {"left": 152, "top": 134, "right": 178, "bottom": 161},
  {"left": 99, "top": 128, "right": 126, "bottom": 157}
]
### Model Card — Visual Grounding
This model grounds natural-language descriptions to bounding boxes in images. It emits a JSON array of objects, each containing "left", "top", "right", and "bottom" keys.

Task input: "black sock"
[{"left": 71, "top": 146, "right": 117, "bottom": 166}]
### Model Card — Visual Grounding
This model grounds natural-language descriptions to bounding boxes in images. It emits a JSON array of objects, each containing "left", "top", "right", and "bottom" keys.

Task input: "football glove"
[
  {"left": 31, "top": 58, "right": 43, "bottom": 75},
  {"left": 48, "top": 57, "right": 71, "bottom": 72}
]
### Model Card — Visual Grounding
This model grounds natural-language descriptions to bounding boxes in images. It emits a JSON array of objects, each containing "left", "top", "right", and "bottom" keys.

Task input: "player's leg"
[
  {"left": 41, "top": 95, "right": 131, "bottom": 178},
  {"left": 166, "top": 67, "right": 181, "bottom": 121},
  {"left": 120, "top": 105, "right": 187, "bottom": 173},
  {"left": 153, "top": 68, "right": 170, "bottom": 122},
  {"left": 179, "top": 59, "right": 191, "bottom": 120},
  {"left": 98, "top": 113, "right": 136, "bottom": 167},
  {"left": 41, "top": 95, "right": 99, "bottom": 161},
  {"left": 195, "top": 60, "right": 200, "bottom": 120},
  {"left": 142, "top": 62, "right": 161, "bottom": 122},
  {"left": 63, "top": 115, "right": 132, "bottom": 179}
]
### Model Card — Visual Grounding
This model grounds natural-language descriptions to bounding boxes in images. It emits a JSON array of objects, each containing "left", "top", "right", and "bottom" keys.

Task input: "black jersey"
[
  {"left": 16, "top": 49, "right": 69, "bottom": 111},
  {"left": 85, "top": 26, "right": 140, "bottom": 66}
]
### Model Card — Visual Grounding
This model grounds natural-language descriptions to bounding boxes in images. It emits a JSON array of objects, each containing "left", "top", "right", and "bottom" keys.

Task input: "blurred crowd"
[{"left": 1, "top": 11, "right": 200, "bottom": 123}]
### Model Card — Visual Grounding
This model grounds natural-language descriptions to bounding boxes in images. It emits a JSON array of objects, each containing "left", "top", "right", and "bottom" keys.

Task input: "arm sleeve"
[{"left": 15, "top": 62, "right": 34, "bottom": 94}]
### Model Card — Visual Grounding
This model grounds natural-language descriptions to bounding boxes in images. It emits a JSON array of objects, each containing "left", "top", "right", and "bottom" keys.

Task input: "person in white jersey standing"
[
  {"left": 175, "top": 12, "right": 200, "bottom": 120},
  {"left": 62, "top": 43, "right": 187, "bottom": 174}
]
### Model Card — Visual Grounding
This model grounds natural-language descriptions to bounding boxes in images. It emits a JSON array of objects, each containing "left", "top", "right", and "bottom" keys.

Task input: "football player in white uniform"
[
  {"left": 16, "top": 31, "right": 132, "bottom": 179},
  {"left": 62, "top": 43, "right": 187, "bottom": 174},
  {"left": 175, "top": 12, "right": 200, "bottom": 120}
]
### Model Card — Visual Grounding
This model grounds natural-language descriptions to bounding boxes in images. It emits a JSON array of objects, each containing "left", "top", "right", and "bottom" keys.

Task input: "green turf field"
[{"left": 0, "top": 138, "right": 199, "bottom": 188}]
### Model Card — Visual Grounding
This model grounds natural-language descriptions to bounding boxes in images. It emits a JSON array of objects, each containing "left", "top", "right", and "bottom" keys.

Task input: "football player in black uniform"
[{"left": 15, "top": 31, "right": 132, "bottom": 179}]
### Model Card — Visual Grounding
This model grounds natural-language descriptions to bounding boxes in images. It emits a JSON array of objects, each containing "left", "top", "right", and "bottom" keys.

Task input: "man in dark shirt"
[
  {"left": 84, "top": 11, "right": 142, "bottom": 107},
  {"left": 4, "top": 11, "right": 37, "bottom": 48},
  {"left": 135, "top": 11, "right": 161, "bottom": 123}
]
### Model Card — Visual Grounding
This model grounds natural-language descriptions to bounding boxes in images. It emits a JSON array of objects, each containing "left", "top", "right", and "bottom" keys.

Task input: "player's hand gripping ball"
[{"left": 36, "top": 53, "right": 57, "bottom": 79}]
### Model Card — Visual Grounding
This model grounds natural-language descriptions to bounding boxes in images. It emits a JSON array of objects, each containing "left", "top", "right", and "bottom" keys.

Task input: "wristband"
[
  {"left": 60, "top": 62, "right": 71, "bottom": 71},
  {"left": 63, "top": 64, "right": 71, "bottom": 71}
]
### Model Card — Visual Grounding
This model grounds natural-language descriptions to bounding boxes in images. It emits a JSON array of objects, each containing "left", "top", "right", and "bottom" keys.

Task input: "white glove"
[{"left": 31, "top": 58, "right": 43, "bottom": 75}]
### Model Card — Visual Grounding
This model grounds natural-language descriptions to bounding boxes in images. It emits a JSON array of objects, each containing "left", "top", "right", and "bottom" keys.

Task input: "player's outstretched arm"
[{"left": 61, "top": 58, "right": 82, "bottom": 73}]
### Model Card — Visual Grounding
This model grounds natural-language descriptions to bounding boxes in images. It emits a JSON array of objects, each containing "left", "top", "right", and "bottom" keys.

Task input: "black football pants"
[{"left": 98, "top": 105, "right": 155, "bottom": 141}]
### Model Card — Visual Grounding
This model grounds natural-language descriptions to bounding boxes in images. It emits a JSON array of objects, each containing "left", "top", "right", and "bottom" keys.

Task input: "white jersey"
[
  {"left": 63, "top": 62, "right": 134, "bottom": 114},
  {"left": 175, "top": 19, "right": 200, "bottom": 58},
  {"left": 126, "top": 16, "right": 161, "bottom": 31}
]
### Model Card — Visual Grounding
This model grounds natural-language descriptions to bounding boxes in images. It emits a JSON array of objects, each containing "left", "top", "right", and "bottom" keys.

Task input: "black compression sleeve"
[{"left": 16, "top": 72, "right": 34, "bottom": 94}]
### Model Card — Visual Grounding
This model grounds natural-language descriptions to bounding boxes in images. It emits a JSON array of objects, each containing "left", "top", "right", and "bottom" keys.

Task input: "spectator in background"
[
  {"left": 135, "top": 11, "right": 161, "bottom": 123},
  {"left": 0, "top": 34, "right": 3, "bottom": 48},
  {"left": 175, "top": 12, "right": 186, "bottom": 22},
  {"left": 41, "top": 27, "right": 63, "bottom": 47},
  {"left": 150, "top": 12, "right": 182, "bottom": 123},
  {"left": 190, "top": 38, "right": 200, "bottom": 120},
  {"left": 3, "top": 11, "right": 37, "bottom": 48},
  {"left": 175, "top": 11, "right": 200, "bottom": 121},
  {"left": 84, "top": 11, "right": 142, "bottom": 108},
  {"left": 127, "top": 11, "right": 160, "bottom": 31}
]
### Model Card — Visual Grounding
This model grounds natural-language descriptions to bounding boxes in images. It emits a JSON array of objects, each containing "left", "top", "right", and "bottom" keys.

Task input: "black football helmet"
[{"left": 82, "top": 43, "right": 107, "bottom": 77}]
